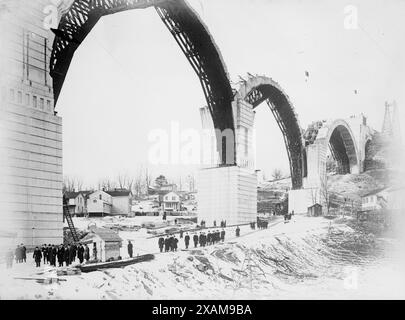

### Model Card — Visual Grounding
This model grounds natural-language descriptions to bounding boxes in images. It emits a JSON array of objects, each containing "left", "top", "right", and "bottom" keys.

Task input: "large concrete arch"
[
  {"left": 50, "top": 0, "right": 235, "bottom": 161},
  {"left": 305, "top": 119, "right": 360, "bottom": 187},
  {"left": 234, "top": 76, "right": 304, "bottom": 189}
]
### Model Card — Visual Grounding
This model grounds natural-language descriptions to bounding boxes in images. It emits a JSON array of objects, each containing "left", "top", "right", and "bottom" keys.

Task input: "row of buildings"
[
  {"left": 65, "top": 189, "right": 132, "bottom": 217},
  {"left": 65, "top": 186, "right": 197, "bottom": 217}
]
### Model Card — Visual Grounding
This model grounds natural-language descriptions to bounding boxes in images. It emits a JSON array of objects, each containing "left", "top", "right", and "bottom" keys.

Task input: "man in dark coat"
[
  {"left": 164, "top": 236, "right": 170, "bottom": 253},
  {"left": 69, "top": 244, "right": 75, "bottom": 264},
  {"left": 47, "top": 244, "right": 52, "bottom": 264},
  {"left": 236, "top": 226, "right": 240, "bottom": 237},
  {"left": 71, "top": 244, "right": 77, "bottom": 262},
  {"left": 221, "top": 229, "right": 225, "bottom": 242},
  {"left": 41, "top": 245, "right": 47, "bottom": 264},
  {"left": 33, "top": 247, "right": 42, "bottom": 267},
  {"left": 169, "top": 236, "right": 175, "bottom": 252},
  {"left": 20, "top": 244, "right": 27, "bottom": 263},
  {"left": 201, "top": 233, "right": 206, "bottom": 247},
  {"left": 199, "top": 233, "right": 204, "bottom": 247},
  {"left": 64, "top": 245, "right": 70, "bottom": 266},
  {"left": 57, "top": 245, "right": 64, "bottom": 267},
  {"left": 49, "top": 245, "right": 56, "bottom": 266},
  {"left": 173, "top": 237, "right": 178, "bottom": 251},
  {"left": 193, "top": 234, "right": 198, "bottom": 248},
  {"left": 207, "top": 231, "right": 212, "bottom": 246},
  {"left": 77, "top": 244, "right": 84, "bottom": 264},
  {"left": 213, "top": 231, "right": 218, "bottom": 244},
  {"left": 127, "top": 241, "right": 133, "bottom": 258},
  {"left": 84, "top": 244, "right": 90, "bottom": 262},
  {"left": 158, "top": 237, "right": 164, "bottom": 253},
  {"left": 184, "top": 233, "right": 190, "bottom": 249}
]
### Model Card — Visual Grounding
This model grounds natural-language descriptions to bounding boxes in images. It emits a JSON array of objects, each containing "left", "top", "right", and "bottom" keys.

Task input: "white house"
[
  {"left": 162, "top": 192, "right": 181, "bottom": 211},
  {"left": 80, "top": 227, "right": 122, "bottom": 262},
  {"left": 87, "top": 190, "right": 112, "bottom": 217},
  {"left": 64, "top": 191, "right": 92, "bottom": 216},
  {"left": 106, "top": 189, "right": 132, "bottom": 216},
  {"left": 361, "top": 187, "right": 389, "bottom": 211}
]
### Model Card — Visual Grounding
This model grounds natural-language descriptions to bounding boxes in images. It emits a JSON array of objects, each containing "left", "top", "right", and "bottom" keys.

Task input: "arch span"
[
  {"left": 316, "top": 119, "right": 360, "bottom": 176},
  {"left": 50, "top": 0, "right": 235, "bottom": 163},
  {"left": 235, "top": 76, "right": 304, "bottom": 189}
]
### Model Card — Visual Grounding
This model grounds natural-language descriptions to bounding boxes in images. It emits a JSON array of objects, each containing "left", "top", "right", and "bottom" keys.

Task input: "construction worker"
[
  {"left": 193, "top": 233, "right": 198, "bottom": 248},
  {"left": 77, "top": 244, "right": 84, "bottom": 264},
  {"left": 173, "top": 236, "right": 179, "bottom": 251},
  {"left": 20, "top": 244, "right": 27, "bottom": 263},
  {"left": 57, "top": 245, "right": 64, "bottom": 267},
  {"left": 33, "top": 247, "right": 42, "bottom": 268},
  {"left": 184, "top": 233, "right": 190, "bottom": 249},
  {"left": 164, "top": 236, "right": 170, "bottom": 252},
  {"left": 127, "top": 240, "right": 133, "bottom": 258},
  {"left": 158, "top": 237, "right": 165, "bottom": 252}
]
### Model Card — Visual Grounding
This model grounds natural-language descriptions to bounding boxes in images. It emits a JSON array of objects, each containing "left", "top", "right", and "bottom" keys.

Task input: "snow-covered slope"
[{"left": 2, "top": 216, "right": 403, "bottom": 299}]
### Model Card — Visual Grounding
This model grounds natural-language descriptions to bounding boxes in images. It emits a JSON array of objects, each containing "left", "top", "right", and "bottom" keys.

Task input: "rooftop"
[
  {"left": 82, "top": 227, "right": 122, "bottom": 243},
  {"left": 106, "top": 189, "right": 132, "bottom": 197}
]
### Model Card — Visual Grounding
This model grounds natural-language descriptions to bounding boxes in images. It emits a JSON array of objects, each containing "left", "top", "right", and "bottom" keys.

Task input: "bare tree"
[
  {"left": 320, "top": 175, "right": 331, "bottom": 215},
  {"left": 271, "top": 168, "right": 283, "bottom": 180},
  {"left": 97, "top": 178, "right": 116, "bottom": 191},
  {"left": 187, "top": 174, "right": 196, "bottom": 192},
  {"left": 63, "top": 176, "right": 75, "bottom": 193},
  {"left": 63, "top": 176, "right": 84, "bottom": 193},
  {"left": 133, "top": 169, "right": 144, "bottom": 198},
  {"left": 145, "top": 168, "right": 152, "bottom": 196},
  {"left": 117, "top": 173, "right": 134, "bottom": 191}
]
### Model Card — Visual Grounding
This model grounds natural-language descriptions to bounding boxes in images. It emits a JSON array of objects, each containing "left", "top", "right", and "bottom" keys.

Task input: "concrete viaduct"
[{"left": 0, "top": 0, "right": 374, "bottom": 245}]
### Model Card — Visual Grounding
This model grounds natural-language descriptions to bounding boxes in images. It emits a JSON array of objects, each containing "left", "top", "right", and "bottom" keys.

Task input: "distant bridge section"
[{"left": 303, "top": 114, "right": 375, "bottom": 188}]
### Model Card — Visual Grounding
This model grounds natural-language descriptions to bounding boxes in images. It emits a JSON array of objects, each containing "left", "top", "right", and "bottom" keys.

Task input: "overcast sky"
[{"left": 57, "top": 0, "right": 405, "bottom": 189}]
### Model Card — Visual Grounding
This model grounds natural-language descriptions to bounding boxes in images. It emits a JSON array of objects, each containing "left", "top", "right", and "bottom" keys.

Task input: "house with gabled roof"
[
  {"left": 80, "top": 227, "right": 122, "bottom": 262},
  {"left": 106, "top": 189, "right": 132, "bottom": 216},
  {"left": 64, "top": 190, "right": 92, "bottom": 216}
]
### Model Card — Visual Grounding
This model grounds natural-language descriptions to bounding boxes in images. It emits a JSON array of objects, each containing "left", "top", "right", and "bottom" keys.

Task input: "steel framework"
[
  {"left": 243, "top": 85, "right": 304, "bottom": 189},
  {"left": 50, "top": 0, "right": 235, "bottom": 164}
]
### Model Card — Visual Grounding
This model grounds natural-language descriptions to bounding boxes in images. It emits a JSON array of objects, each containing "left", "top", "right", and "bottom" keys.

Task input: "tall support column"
[
  {"left": 198, "top": 98, "right": 257, "bottom": 227},
  {"left": 0, "top": 0, "right": 64, "bottom": 246}
]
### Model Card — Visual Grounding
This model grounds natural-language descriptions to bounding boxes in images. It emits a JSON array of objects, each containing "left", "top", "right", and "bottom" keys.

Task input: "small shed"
[
  {"left": 308, "top": 203, "right": 323, "bottom": 217},
  {"left": 80, "top": 227, "right": 122, "bottom": 262}
]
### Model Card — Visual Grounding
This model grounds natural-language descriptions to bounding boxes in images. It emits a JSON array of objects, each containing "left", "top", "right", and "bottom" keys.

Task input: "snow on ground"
[{"left": 1, "top": 215, "right": 404, "bottom": 300}]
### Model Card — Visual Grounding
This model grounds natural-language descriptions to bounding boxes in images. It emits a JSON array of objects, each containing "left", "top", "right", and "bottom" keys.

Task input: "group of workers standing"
[
  {"left": 32, "top": 243, "right": 91, "bottom": 268},
  {"left": 158, "top": 235, "right": 180, "bottom": 252},
  {"left": 157, "top": 228, "right": 228, "bottom": 252},
  {"left": 4, "top": 244, "right": 27, "bottom": 268}
]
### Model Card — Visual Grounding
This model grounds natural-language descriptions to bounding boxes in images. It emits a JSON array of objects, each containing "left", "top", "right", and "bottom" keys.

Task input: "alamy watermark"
[
  {"left": 147, "top": 122, "right": 257, "bottom": 167},
  {"left": 344, "top": 5, "right": 358, "bottom": 30}
]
